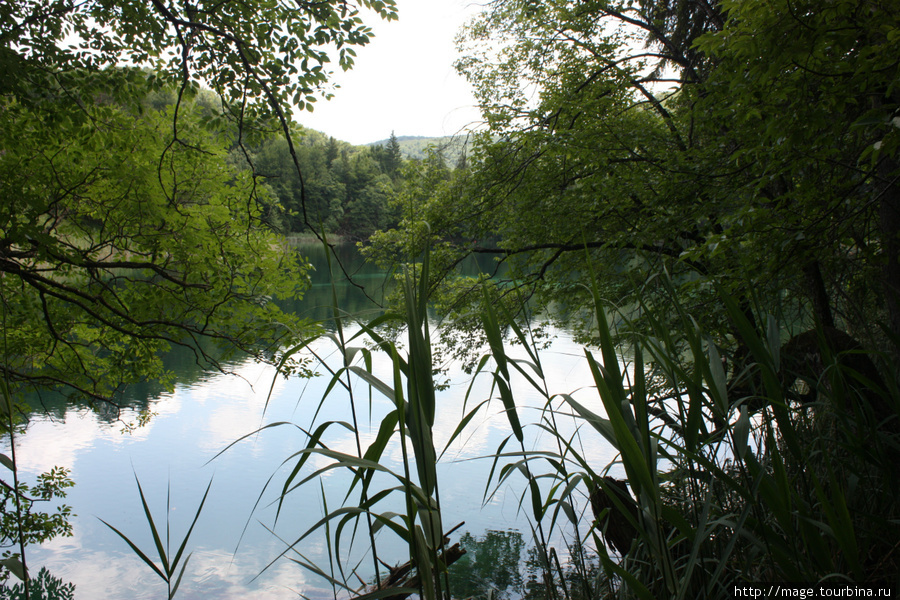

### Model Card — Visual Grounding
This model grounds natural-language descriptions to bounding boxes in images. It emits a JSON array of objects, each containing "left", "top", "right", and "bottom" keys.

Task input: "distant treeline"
[
  {"left": 247, "top": 130, "right": 468, "bottom": 241},
  {"left": 367, "top": 135, "right": 470, "bottom": 164},
  {"left": 144, "top": 84, "right": 465, "bottom": 241}
]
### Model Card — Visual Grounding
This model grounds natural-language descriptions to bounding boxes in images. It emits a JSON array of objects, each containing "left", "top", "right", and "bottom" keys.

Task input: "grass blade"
[
  {"left": 98, "top": 518, "right": 168, "bottom": 582},
  {"left": 134, "top": 475, "right": 169, "bottom": 576}
]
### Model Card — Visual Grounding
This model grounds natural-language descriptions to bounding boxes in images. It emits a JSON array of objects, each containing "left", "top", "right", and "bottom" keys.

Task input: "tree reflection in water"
[
  {"left": 448, "top": 530, "right": 524, "bottom": 600},
  {"left": 446, "top": 529, "right": 603, "bottom": 600}
]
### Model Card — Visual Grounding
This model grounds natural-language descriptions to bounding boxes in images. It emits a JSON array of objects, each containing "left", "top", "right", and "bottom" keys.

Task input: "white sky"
[{"left": 297, "top": 0, "right": 485, "bottom": 145}]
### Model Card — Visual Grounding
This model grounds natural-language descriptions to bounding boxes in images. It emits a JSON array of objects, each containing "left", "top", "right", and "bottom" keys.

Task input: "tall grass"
[
  {"left": 257, "top": 243, "right": 900, "bottom": 598},
  {"left": 486, "top": 278, "right": 900, "bottom": 598},
  {"left": 107, "top": 241, "right": 898, "bottom": 599},
  {"left": 215, "top": 244, "right": 456, "bottom": 600},
  {"left": 100, "top": 476, "right": 212, "bottom": 600}
]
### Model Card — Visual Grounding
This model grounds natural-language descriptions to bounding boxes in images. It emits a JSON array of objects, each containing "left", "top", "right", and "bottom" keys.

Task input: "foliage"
[
  {"left": 688, "top": 0, "right": 900, "bottom": 337},
  {"left": 448, "top": 529, "right": 525, "bottom": 600},
  {"left": 372, "top": 131, "right": 404, "bottom": 178},
  {"left": 364, "top": 150, "right": 455, "bottom": 266},
  {"left": 0, "top": 87, "right": 313, "bottom": 405},
  {"left": 0, "top": 567, "right": 75, "bottom": 600},
  {"left": 331, "top": 148, "right": 398, "bottom": 240},
  {"left": 594, "top": 294, "right": 899, "bottom": 595},
  {"left": 356, "top": 17, "right": 900, "bottom": 591},
  {"left": 246, "top": 130, "right": 475, "bottom": 241},
  {"left": 0, "top": 468, "right": 73, "bottom": 585},
  {"left": 3, "top": 0, "right": 400, "bottom": 241},
  {"left": 3, "top": 0, "right": 397, "bottom": 119},
  {"left": 367, "top": 0, "right": 900, "bottom": 360},
  {"left": 246, "top": 130, "right": 404, "bottom": 239},
  {"left": 461, "top": 273, "right": 900, "bottom": 597},
  {"left": 7, "top": 0, "right": 897, "bottom": 596},
  {"left": 0, "top": 371, "right": 74, "bottom": 589},
  {"left": 208, "top": 0, "right": 900, "bottom": 596},
  {"left": 3, "top": 0, "right": 397, "bottom": 590},
  {"left": 2, "top": 0, "right": 404, "bottom": 404}
]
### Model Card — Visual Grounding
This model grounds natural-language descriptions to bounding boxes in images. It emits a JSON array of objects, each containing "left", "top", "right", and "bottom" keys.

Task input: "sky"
[{"left": 297, "top": 0, "right": 484, "bottom": 146}]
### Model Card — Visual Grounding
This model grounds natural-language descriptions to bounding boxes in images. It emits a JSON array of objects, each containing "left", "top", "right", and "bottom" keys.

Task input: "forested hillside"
[
  {"left": 369, "top": 134, "right": 469, "bottom": 164},
  {"left": 243, "top": 130, "right": 463, "bottom": 241}
]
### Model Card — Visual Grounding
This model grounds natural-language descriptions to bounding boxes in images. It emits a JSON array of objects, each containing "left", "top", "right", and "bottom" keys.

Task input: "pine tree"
[{"left": 387, "top": 131, "right": 403, "bottom": 176}]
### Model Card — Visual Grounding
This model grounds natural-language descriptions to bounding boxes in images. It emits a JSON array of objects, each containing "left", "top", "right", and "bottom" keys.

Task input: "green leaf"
[
  {"left": 559, "top": 393, "right": 618, "bottom": 450},
  {"left": 0, "top": 556, "right": 26, "bottom": 582},
  {"left": 99, "top": 517, "right": 168, "bottom": 582},
  {"left": 733, "top": 405, "right": 750, "bottom": 460},
  {"left": 0, "top": 453, "right": 15, "bottom": 472}
]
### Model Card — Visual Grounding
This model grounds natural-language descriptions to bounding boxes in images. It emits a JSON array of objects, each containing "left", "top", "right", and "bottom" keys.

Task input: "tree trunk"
[
  {"left": 878, "top": 154, "right": 900, "bottom": 343},
  {"left": 803, "top": 260, "right": 835, "bottom": 329}
]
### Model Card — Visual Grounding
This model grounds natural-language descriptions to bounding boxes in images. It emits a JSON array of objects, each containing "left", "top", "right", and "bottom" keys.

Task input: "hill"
[{"left": 368, "top": 135, "right": 470, "bottom": 165}]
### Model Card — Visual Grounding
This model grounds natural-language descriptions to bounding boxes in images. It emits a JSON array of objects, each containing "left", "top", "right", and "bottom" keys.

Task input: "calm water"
[{"left": 6, "top": 245, "right": 617, "bottom": 599}]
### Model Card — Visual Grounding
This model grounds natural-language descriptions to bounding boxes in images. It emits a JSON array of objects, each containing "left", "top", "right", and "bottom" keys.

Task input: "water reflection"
[
  {"left": 283, "top": 241, "right": 509, "bottom": 323},
  {"left": 448, "top": 530, "right": 525, "bottom": 600},
  {"left": 0, "top": 566, "right": 76, "bottom": 599},
  {"left": 4, "top": 245, "right": 615, "bottom": 599},
  {"left": 282, "top": 241, "right": 393, "bottom": 322}
]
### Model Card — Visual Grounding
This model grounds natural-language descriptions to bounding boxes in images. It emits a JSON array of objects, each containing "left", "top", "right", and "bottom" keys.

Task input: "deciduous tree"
[
  {"left": 1, "top": 0, "right": 397, "bottom": 401},
  {"left": 375, "top": 0, "right": 900, "bottom": 358}
]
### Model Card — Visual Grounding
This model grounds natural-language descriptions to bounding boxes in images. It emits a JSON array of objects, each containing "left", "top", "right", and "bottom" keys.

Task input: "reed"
[
  {"left": 215, "top": 243, "right": 456, "bottom": 600},
  {"left": 493, "top": 274, "right": 900, "bottom": 598},
  {"left": 109, "top": 241, "right": 899, "bottom": 599},
  {"left": 99, "top": 476, "right": 211, "bottom": 600}
]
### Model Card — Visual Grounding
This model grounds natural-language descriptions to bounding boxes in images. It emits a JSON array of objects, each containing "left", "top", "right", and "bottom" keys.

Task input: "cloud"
[
  {"left": 12, "top": 408, "right": 152, "bottom": 476},
  {"left": 299, "top": 0, "right": 482, "bottom": 144}
]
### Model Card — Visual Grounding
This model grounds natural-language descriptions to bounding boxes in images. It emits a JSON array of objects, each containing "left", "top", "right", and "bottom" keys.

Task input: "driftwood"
[{"left": 356, "top": 523, "right": 467, "bottom": 600}]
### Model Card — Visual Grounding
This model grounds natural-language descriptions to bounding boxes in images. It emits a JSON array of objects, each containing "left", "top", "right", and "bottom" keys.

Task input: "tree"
[
  {"left": 1, "top": 0, "right": 397, "bottom": 397},
  {"left": 0, "top": 465, "right": 73, "bottom": 586},
  {"left": 335, "top": 151, "right": 395, "bottom": 240},
  {"left": 3, "top": 0, "right": 398, "bottom": 239},
  {"left": 1, "top": 0, "right": 398, "bottom": 587},
  {"left": 691, "top": 0, "right": 900, "bottom": 339},
  {"left": 394, "top": 1, "right": 900, "bottom": 590},
  {"left": 372, "top": 0, "right": 900, "bottom": 356},
  {"left": 387, "top": 131, "right": 404, "bottom": 177},
  {"left": 0, "top": 85, "right": 307, "bottom": 405},
  {"left": 3, "top": 0, "right": 397, "bottom": 114},
  {"left": 252, "top": 132, "right": 347, "bottom": 233},
  {"left": 365, "top": 148, "right": 457, "bottom": 273}
]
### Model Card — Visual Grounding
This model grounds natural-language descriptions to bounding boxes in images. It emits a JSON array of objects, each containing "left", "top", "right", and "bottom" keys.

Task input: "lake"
[{"left": 5, "top": 243, "right": 618, "bottom": 599}]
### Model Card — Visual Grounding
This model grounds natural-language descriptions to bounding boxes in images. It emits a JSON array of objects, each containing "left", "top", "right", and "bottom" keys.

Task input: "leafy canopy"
[
  {"left": 371, "top": 0, "right": 900, "bottom": 355},
  {"left": 1, "top": 0, "right": 397, "bottom": 404},
  {"left": 2, "top": 0, "right": 397, "bottom": 113},
  {"left": 1, "top": 83, "right": 313, "bottom": 402}
]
